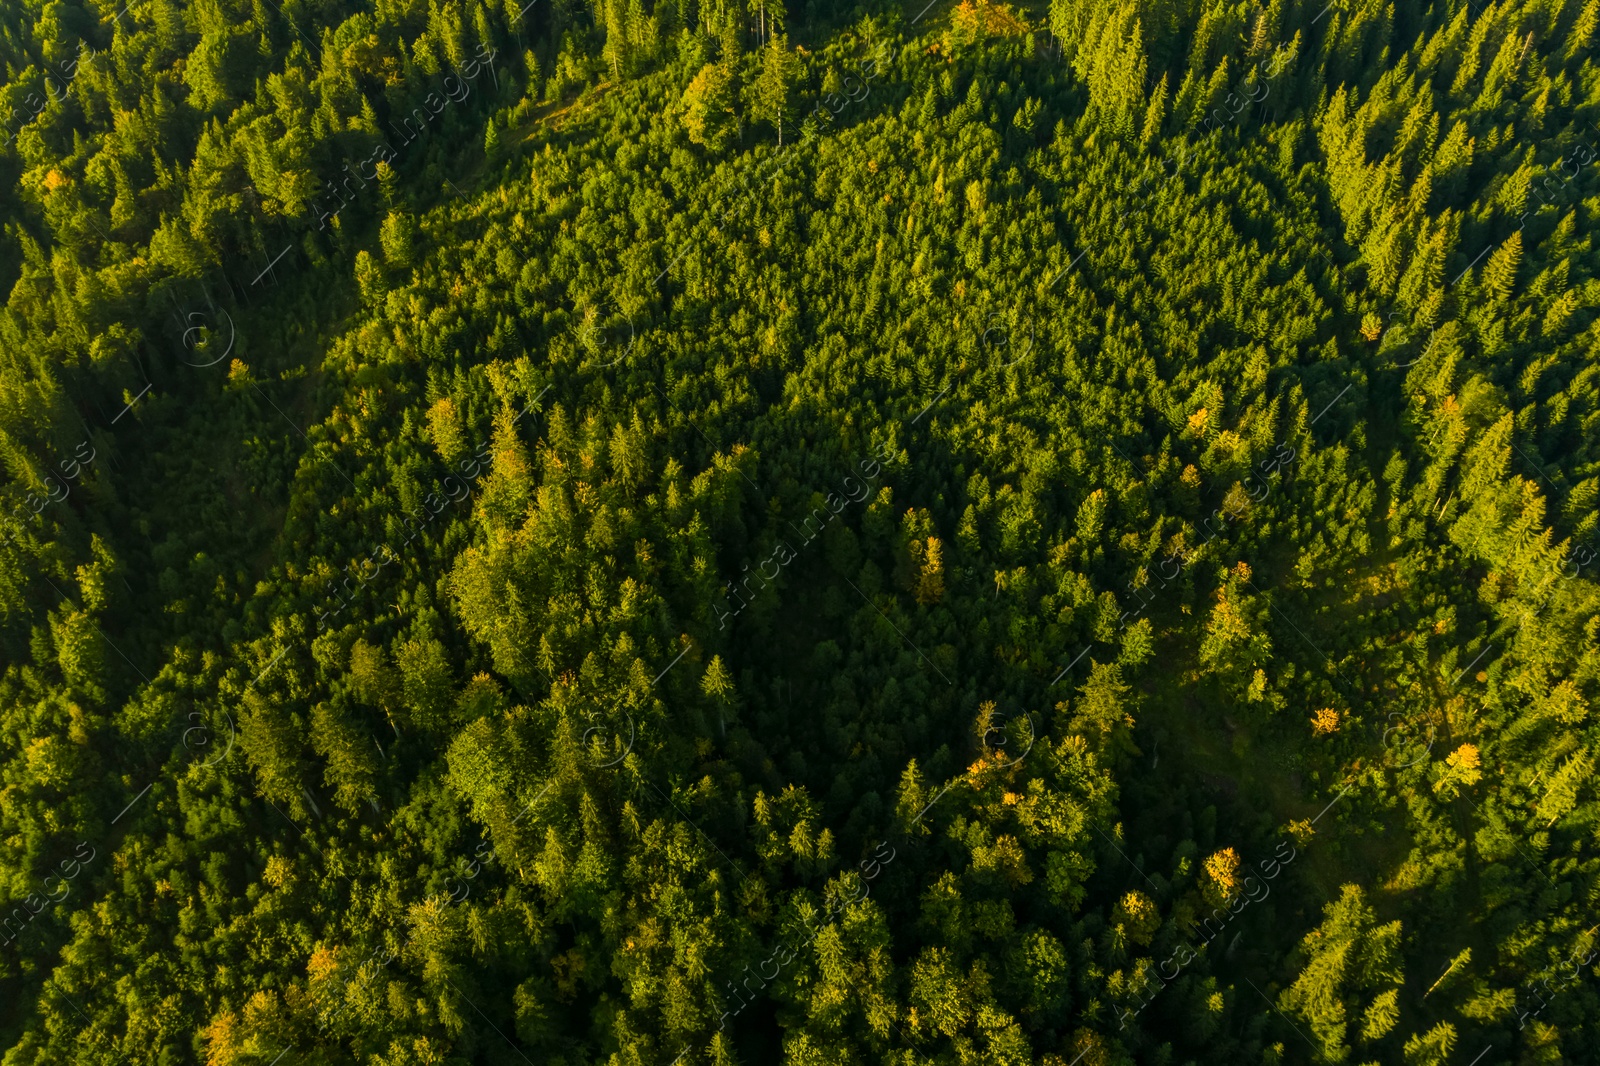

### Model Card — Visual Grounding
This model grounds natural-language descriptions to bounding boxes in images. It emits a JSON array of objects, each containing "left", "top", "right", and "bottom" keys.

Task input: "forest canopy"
[{"left": 2, "top": 0, "right": 1599, "bottom": 1063}]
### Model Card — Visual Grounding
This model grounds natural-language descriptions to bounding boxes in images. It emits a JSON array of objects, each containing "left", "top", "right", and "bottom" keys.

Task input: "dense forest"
[{"left": 1, "top": 0, "right": 1598, "bottom": 1061}]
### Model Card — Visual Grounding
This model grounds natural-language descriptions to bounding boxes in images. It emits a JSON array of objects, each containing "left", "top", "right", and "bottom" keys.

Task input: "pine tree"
[
  {"left": 1566, "top": 0, "right": 1598, "bottom": 61},
  {"left": 719, "top": 14, "right": 743, "bottom": 66},
  {"left": 753, "top": 35, "right": 799, "bottom": 145},
  {"left": 1198, "top": 55, "right": 1231, "bottom": 127},
  {"left": 702, "top": 655, "right": 736, "bottom": 703},
  {"left": 895, "top": 759, "right": 931, "bottom": 834},
  {"left": 1171, "top": 65, "right": 1201, "bottom": 127},
  {"left": 1402, "top": 1021, "right": 1458, "bottom": 1065},
  {"left": 1281, "top": 885, "right": 1404, "bottom": 1061},
  {"left": 395, "top": 635, "right": 456, "bottom": 733},
  {"left": 1536, "top": 749, "right": 1592, "bottom": 826},
  {"left": 1140, "top": 71, "right": 1167, "bottom": 144},
  {"left": 626, "top": 0, "right": 652, "bottom": 52},
  {"left": 379, "top": 210, "right": 416, "bottom": 267},
  {"left": 1483, "top": 230, "right": 1522, "bottom": 301},
  {"left": 1361, "top": 988, "right": 1399, "bottom": 1041},
  {"left": 914, "top": 536, "right": 946, "bottom": 605},
  {"left": 603, "top": 0, "right": 631, "bottom": 77},
  {"left": 523, "top": 49, "right": 542, "bottom": 99},
  {"left": 311, "top": 698, "right": 380, "bottom": 812},
  {"left": 238, "top": 689, "right": 312, "bottom": 816},
  {"left": 348, "top": 639, "right": 400, "bottom": 725}
]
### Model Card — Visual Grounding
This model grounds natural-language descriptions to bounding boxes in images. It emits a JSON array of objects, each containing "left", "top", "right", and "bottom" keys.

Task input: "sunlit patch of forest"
[{"left": 1, "top": 0, "right": 1599, "bottom": 1062}]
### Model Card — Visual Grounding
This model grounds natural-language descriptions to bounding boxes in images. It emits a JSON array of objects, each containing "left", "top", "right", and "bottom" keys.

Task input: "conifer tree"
[
  {"left": 1140, "top": 71, "right": 1167, "bottom": 143},
  {"left": 753, "top": 35, "right": 799, "bottom": 145},
  {"left": 1483, "top": 230, "right": 1522, "bottom": 301}
]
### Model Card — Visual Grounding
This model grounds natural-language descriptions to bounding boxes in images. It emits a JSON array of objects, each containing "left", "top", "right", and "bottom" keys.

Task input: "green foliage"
[
  {"left": 2, "top": 0, "right": 1600, "bottom": 1061},
  {"left": 752, "top": 35, "right": 799, "bottom": 145},
  {"left": 682, "top": 60, "right": 738, "bottom": 150}
]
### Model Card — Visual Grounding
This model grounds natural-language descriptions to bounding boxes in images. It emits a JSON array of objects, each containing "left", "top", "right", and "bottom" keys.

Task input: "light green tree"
[{"left": 682, "top": 62, "right": 738, "bottom": 150}]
